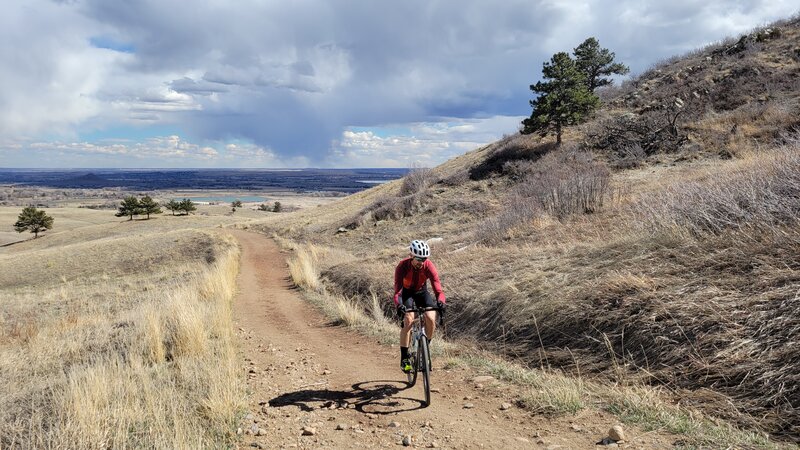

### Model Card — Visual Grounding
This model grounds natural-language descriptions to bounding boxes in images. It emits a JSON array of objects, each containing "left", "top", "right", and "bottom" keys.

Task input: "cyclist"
[{"left": 393, "top": 240, "right": 446, "bottom": 373}]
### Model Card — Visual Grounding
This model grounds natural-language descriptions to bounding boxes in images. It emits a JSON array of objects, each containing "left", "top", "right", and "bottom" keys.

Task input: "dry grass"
[
  {"left": 635, "top": 139, "right": 800, "bottom": 236},
  {"left": 0, "top": 217, "right": 246, "bottom": 448}
]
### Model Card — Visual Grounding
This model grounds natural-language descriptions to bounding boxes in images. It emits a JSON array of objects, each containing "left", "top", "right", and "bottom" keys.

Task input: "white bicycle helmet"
[{"left": 409, "top": 240, "right": 430, "bottom": 258}]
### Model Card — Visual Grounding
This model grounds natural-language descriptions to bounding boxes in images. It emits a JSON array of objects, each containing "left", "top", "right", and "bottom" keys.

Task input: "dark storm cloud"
[
  {"left": 71, "top": 0, "right": 570, "bottom": 159},
  {"left": 2, "top": 0, "right": 797, "bottom": 165}
]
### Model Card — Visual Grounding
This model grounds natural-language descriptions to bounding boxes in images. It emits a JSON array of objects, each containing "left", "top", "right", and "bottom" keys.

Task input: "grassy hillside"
[
  {"left": 0, "top": 211, "right": 248, "bottom": 448},
  {"left": 251, "top": 16, "right": 800, "bottom": 444}
]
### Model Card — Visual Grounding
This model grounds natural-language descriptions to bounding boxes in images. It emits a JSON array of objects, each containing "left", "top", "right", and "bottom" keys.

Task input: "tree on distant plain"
[
  {"left": 14, "top": 206, "right": 54, "bottom": 238},
  {"left": 115, "top": 196, "right": 142, "bottom": 220},
  {"left": 231, "top": 199, "right": 242, "bottom": 213},
  {"left": 258, "top": 203, "right": 270, "bottom": 211},
  {"left": 272, "top": 201, "right": 282, "bottom": 212},
  {"left": 139, "top": 195, "right": 162, "bottom": 219},
  {"left": 179, "top": 198, "right": 197, "bottom": 215},
  {"left": 165, "top": 199, "right": 181, "bottom": 215},
  {"left": 522, "top": 52, "right": 599, "bottom": 145},
  {"left": 573, "top": 37, "right": 630, "bottom": 92}
]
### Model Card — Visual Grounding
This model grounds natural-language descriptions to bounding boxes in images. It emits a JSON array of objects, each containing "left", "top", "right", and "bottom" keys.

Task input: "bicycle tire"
[{"left": 420, "top": 336, "right": 431, "bottom": 406}]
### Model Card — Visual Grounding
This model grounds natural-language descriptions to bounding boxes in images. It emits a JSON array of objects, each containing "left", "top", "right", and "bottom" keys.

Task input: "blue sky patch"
[{"left": 89, "top": 36, "right": 135, "bottom": 53}]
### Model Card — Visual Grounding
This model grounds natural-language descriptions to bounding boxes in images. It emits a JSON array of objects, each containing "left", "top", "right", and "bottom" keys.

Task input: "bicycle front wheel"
[{"left": 420, "top": 337, "right": 431, "bottom": 406}]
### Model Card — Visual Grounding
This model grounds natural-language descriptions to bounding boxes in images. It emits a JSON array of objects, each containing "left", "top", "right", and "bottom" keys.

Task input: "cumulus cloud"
[{"left": 0, "top": 0, "right": 797, "bottom": 167}]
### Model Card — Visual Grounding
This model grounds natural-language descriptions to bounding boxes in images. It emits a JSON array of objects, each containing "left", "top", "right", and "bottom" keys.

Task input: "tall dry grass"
[
  {"left": 0, "top": 230, "right": 245, "bottom": 449},
  {"left": 635, "top": 139, "right": 800, "bottom": 236}
]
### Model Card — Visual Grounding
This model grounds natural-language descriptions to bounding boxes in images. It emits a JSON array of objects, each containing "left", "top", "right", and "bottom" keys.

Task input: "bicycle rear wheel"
[{"left": 420, "top": 337, "right": 431, "bottom": 406}]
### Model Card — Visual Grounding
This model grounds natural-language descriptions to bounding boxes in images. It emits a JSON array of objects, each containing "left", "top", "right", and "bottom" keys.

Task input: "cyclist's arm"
[
  {"left": 426, "top": 261, "right": 446, "bottom": 303},
  {"left": 393, "top": 261, "right": 405, "bottom": 306}
]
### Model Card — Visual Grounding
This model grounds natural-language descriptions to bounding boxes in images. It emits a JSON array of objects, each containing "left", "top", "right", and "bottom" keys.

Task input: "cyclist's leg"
[
  {"left": 400, "top": 293, "right": 415, "bottom": 346},
  {"left": 399, "top": 293, "right": 415, "bottom": 372},
  {"left": 418, "top": 289, "right": 437, "bottom": 339}
]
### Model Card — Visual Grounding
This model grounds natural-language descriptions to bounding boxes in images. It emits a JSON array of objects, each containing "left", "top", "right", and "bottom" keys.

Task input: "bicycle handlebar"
[{"left": 403, "top": 306, "right": 443, "bottom": 313}]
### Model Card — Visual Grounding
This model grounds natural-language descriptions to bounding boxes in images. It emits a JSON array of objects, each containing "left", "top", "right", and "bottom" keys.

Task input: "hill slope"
[{"left": 252, "top": 16, "right": 800, "bottom": 443}]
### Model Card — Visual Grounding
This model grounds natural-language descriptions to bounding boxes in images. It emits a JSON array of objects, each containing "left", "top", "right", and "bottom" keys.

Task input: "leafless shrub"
[
  {"left": 469, "top": 135, "right": 554, "bottom": 180},
  {"left": 445, "top": 198, "right": 492, "bottom": 216},
  {"left": 359, "top": 189, "right": 432, "bottom": 223},
  {"left": 636, "top": 140, "right": 800, "bottom": 236},
  {"left": 440, "top": 169, "right": 470, "bottom": 187},
  {"left": 399, "top": 164, "right": 436, "bottom": 196},
  {"left": 338, "top": 213, "right": 365, "bottom": 230},
  {"left": 515, "top": 150, "right": 611, "bottom": 220},
  {"left": 612, "top": 144, "right": 647, "bottom": 169},
  {"left": 473, "top": 150, "right": 611, "bottom": 243},
  {"left": 474, "top": 196, "right": 539, "bottom": 244}
]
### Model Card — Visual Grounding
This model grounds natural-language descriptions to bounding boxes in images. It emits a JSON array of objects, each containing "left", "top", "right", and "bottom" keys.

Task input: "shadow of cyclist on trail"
[{"left": 269, "top": 379, "right": 426, "bottom": 414}]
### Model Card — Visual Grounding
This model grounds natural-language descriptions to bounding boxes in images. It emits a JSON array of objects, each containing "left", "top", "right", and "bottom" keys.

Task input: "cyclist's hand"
[
  {"left": 437, "top": 301, "right": 446, "bottom": 317},
  {"left": 396, "top": 304, "right": 407, "bottom": 319}
]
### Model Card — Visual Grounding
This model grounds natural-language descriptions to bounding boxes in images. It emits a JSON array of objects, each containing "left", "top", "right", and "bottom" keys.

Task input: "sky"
[{"left": 0, "top": 1, "right": 796, "bottom": 168}]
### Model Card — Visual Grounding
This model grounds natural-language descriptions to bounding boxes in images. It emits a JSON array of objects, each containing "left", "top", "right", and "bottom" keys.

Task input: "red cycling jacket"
[{"left": 392, "top": 257, "right": 446, "bottom": 306}]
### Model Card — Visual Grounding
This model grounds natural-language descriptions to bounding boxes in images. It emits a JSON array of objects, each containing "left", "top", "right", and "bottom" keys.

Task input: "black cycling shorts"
[{"left": 401, "top": 288, "right": 437, "bottom": 310}]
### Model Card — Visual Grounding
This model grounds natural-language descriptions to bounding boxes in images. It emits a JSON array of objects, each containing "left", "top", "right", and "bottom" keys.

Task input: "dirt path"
[{"left": 229, "top": 230, "right": 676, "bottom": 449}]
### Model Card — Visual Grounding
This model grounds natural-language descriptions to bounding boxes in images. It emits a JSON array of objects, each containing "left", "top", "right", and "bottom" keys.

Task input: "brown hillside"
[{"left": 252, "top": 15, "right": 800, "bottom": 443}]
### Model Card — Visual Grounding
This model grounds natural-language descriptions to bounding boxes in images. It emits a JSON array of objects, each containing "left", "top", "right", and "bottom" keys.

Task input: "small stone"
[
  {"left": 500, "top": 403, "right": 512, "bottom": 410},
  {"left": 301, "top": 426, "right": 316, "bottom": 436},
  {"left": 250, "top": 443, "right": 264, "bottom": 449},
  {"left": 388, "top": 421, "right": 401, "bottom": 428},
  {"left": 609, "top": 425, "right": 626, "bottom": 441},
  {"left": 336, "top": 424, "right": 348, "bottom": 430},
  {"left": 475, "top": 383, "right": 484, "bottom": 389},
  {"left": 322, "top": 369, "right": 332, "bottom": 375},
  {"left": 256, "top": 429, "right": 268, "bottom": 436},
  {"left": 429, "top": 442, "right": 439, "bottom": 448},
  {"left": 570, "top": 424, "right": 582, "bottom": 432},
  {"left": 402, "top": 435, "right": 412, "bottom": 446},
  {"left": 236, "top": 427, "right": 243, "bottom": 435},
  {"left": 515, "top": 437, "right": 530, "bottom": 443},
  {"left": 463, "top": 403, "right": 474, "bottom": 409}
]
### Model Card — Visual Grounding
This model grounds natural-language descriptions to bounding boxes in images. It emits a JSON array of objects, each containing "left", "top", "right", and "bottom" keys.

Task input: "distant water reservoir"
[
  {"left": 356, "top": 180, "right": 390, "bottom": 184},
  {"left": 177, "top": 196, "right": 267, "bottom": 203}
]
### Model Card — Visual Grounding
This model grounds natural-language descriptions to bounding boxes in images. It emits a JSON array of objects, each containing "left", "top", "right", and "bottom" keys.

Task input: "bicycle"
[{"left": 403, "top": 306, "right": 443, "bottom": 407}]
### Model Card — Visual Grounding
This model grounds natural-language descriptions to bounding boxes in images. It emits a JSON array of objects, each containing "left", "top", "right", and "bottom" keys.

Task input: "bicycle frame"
[{"left": 403, "top": 306, "right": 441, "bottom": 406}]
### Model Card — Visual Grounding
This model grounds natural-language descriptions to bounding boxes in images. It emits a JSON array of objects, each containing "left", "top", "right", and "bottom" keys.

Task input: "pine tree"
[
  {"left": 522, "top": 52, "right": 599, "bottom": 145},
  {"left": 165, "top": 199, "right": 181, "bottom": 216},
  {"left": 179, "top": 199, "right": 197, "bottom": 215},
  {"left": 14, "top": 206, "right": 54, "bottom": 238},
  {"left": 139, "top": 195, "right": 162, "bottom": 219},
  {"left": 272, "top": 201, "right": 282, "bottom": 212},
  {"left": 115, "top": 196, "right": 141, "bottom": 220},
  {"left": 573, "top": 37, "right": 630, "bottom": 92}
]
